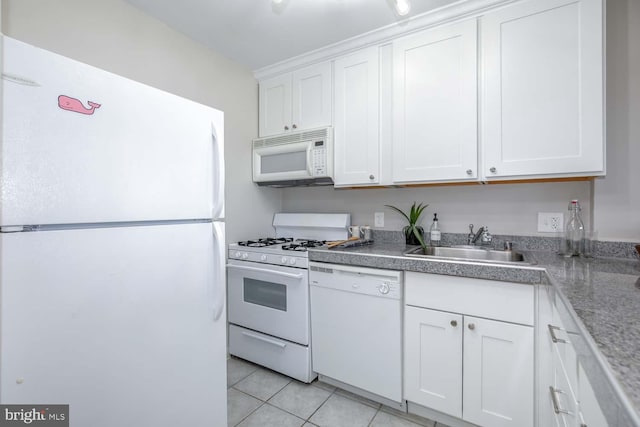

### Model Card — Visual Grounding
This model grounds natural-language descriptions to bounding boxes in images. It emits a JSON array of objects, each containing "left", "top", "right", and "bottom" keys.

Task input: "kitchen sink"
[{"left": 404, "top": 246, "right": 533, "bottom": 265}]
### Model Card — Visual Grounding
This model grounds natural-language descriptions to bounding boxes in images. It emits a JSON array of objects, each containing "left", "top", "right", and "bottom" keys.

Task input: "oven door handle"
[{"left": 226, "top": 264, "right": 305, "bottom": 280}]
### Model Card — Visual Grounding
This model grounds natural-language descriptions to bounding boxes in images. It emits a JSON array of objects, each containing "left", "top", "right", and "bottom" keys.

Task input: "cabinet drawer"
[{"left": 405, "top": 272, "right": 534, "bottom": 325}]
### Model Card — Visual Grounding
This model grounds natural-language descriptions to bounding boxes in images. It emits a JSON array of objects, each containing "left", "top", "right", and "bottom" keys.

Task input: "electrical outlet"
[
  {"left": 538, "top": 212, "right": 564, "bottom": 233},
  {"left": 374, "top": 212, "right": 384, "bottom": 228}
]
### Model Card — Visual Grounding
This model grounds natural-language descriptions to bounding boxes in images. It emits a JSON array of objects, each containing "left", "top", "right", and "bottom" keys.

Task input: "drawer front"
[
  {"left": 405, "top": 272, "right": 534, "bottom": 325},
  {"left": 228, "top": 324, "right": 314, "bottom": 383}
]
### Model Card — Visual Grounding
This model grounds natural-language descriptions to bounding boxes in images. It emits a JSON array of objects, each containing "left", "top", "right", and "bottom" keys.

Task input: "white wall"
[
  {"left": 283, "top": 182, "right": 591, "bottom": 237},
  {"left": 1, "top": 0, "right": 282, "bottom": 244},
  {"left": 593, "top": 0, "right": 640, "bottom": 242}
]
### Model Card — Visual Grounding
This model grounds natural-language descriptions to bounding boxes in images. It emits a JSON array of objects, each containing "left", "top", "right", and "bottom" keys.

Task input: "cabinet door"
[
  {"left": 404, "top": 306, "right": 463, "bottom": 418},
  {"left": 393, "top": 19, "right": 478, "bottom": 183},
  {"left": 333, "top": 47, "right": 380, "bottom": 186},
  {"left": 259, "top": 74, "right": 292, "bottom": 137},
  {"left": 463, "top": 316, "right": 534, "bottom": 427},
  {"left": 577, "top": 364, "right": 608, "bottom": 427},
  {"left": 482, "top": 0, "right": 604, "bottom": 179},
  {"left": 291, "top": 62, "right": 332, "bottom": 131}
]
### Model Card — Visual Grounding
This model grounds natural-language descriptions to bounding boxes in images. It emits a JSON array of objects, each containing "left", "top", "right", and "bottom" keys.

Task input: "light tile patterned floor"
[{"left": 227, "top": 356, "right": 451, "bottom": 427}]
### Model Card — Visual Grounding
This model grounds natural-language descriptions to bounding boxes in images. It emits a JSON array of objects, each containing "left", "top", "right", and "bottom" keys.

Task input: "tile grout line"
[{"left": 302, "top": 386, "right": 337, "bottom": 423}]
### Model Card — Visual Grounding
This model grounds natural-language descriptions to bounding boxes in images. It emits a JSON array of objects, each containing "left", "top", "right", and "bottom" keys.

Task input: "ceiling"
[{"left": 125, "top": 0, "right": 461, "bottom": 71}]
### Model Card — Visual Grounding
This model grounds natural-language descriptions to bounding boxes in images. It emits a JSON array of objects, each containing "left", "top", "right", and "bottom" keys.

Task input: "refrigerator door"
[
  {"left": 0, "top": 36, "right": 224, "bottom": 226},
  {"left": 0, "top": 222, "right": 226, "bottom": 427}
]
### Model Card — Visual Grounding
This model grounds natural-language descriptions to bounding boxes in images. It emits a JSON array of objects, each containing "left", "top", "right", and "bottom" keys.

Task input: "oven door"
[{"left": 227, "top": 259, "right": 309, "bottom": 345}]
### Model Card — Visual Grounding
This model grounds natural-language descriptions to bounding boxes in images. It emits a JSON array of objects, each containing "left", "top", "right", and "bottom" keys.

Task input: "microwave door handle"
[
  {"left": 226, "top": 264, "right": 304, "bottom": 280},
  {"left": 306, "top": 145, "right": 313, "bottom": 176}
]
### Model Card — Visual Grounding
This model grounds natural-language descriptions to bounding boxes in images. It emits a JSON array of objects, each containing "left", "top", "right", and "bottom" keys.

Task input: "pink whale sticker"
[{"left": 58, "top": 95, "right": 101, "bottom": 115}]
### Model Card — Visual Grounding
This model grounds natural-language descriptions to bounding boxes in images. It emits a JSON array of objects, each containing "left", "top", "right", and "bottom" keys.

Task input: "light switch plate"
[
  {"left": 538, "top": 212, "right": 564, "bottom": 233},
  {"left": 374, "top": 212, "right": 384, "bottom": 228}
]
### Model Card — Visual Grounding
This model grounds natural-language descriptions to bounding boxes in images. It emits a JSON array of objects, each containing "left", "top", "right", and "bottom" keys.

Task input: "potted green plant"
[{"left": 385, "top": 202, "right": 428, "bottom": 248}]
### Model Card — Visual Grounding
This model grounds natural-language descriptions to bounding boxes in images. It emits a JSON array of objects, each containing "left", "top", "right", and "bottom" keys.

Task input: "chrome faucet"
[{"left": 468, "top": 224, "right": 492, "bottom": 246}]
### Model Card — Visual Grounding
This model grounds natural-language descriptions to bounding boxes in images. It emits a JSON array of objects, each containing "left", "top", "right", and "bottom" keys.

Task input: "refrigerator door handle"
[
  {"left": 212, "top": 221, "right": 225, "bottom": 321},
  {"left": 211, "top": 123, "right": 225, "bottom": 220}
]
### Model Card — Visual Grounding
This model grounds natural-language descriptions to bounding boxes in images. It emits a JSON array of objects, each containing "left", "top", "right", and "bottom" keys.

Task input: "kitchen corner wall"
[
  {"left": 593, "top": 0, "right": 640, "bottom": 242},
  {"left": 1, "top": 0, "right": 282, "bottom": 244}
]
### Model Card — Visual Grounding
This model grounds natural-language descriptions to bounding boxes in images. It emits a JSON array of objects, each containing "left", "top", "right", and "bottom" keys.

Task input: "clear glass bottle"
[
  {"left": 565, "top": 200, "right": 585, "bottom": 257},
  {"left": 429, "top": 213, "right": 441, "bottom": 246}
]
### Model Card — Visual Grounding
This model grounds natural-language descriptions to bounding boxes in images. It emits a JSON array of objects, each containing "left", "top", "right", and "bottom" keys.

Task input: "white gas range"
[{"left": 226, "top": 213, "right": 350, "bottom": 383}]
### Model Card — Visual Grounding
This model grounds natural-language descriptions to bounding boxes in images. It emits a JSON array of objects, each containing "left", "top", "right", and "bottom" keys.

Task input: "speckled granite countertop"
[{"left": 308, "top": 243, "right": 640, "bottom": 427}]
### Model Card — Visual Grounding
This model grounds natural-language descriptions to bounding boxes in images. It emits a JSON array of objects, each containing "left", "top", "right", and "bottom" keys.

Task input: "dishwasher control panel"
[{"left": 309, "top": 262, "right": 403, "bottom": 299}]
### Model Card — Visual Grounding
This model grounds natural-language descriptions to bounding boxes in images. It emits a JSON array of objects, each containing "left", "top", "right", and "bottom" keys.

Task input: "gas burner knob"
[
  {"left": 260, "top": 254, "right": 267, "bottom": 262},
  {"left": 241, "top": 252, "right": 249, "bottom": 260},
  {"left": 379, "top": 282, "right": 390, "bottom": 295},
  {"left": 281, "top": 257, "right": 288, "bottom": 264},
  {"left": 289, "top": 258, "right": 297, "bottom": 265}
]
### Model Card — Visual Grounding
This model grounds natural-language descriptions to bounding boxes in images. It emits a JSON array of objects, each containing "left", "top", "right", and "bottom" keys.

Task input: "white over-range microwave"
[{"left": 252, "top": 127, "right": 333, "bottom": 187}]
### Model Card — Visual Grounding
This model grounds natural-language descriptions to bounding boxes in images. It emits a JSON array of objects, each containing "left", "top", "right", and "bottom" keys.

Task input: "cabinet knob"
[
  {"left": 489, "top": 167, "right": 497, "bottom": 174},
  {"left": 369, "top": 174, "right": 375, "bottom": 180},
  {"left": 468, "top": 323, "right": 475, "bottom": 330},
  {"left": 450, "top": 320, "right": 457, "bottom": 327},
  {"left": 284, "top": 125, "right": 289, "bottom": 131},
  {"left": 292, "top": 124, "right": 297, "bottom": 129},
  {"left": 466, "top": 169, "right": 473, "bottom": 176}
]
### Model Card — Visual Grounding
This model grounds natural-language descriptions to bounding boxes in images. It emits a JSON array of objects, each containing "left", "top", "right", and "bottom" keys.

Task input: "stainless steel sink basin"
[{"left": 404, "top": 246, "right": 532, "bottom": 265}]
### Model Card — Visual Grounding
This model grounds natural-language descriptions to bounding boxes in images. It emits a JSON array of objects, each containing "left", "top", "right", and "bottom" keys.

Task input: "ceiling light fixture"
[{"left": 394, "top": 0, "right": 411, "bottom": 16}]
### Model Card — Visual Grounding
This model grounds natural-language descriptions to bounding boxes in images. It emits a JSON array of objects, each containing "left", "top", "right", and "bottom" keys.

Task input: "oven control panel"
[{"left": 228, "top": 249, "right": 308, "bottom": 269}]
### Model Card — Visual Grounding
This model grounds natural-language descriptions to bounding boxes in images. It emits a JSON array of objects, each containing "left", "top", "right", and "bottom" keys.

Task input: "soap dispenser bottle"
[{"left": 429, "top": 213, "right": 441, "bottom": 246}]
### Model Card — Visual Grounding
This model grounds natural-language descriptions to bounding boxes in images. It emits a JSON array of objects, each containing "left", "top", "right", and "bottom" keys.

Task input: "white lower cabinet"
[
  {"left": 404, "top": 306, "right": 463, "bottom": 417},
  {"left": 404, "top": 273, "right": 534, "bottom": 427},
  {"left": 463, "top": 316, "right": 534, "bottom": 427},
  {"left": 540, "top": 289, "right": 609, "bottom": 427}
]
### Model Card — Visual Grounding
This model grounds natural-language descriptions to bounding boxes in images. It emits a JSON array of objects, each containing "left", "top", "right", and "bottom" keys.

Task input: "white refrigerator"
[{"left": 0, "top": 36, "right": 227, "bottom": 426}]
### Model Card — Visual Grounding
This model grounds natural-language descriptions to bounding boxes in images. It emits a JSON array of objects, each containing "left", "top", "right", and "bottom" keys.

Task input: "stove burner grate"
[
  {"left": 238, "top": 237, "right": 293, "bottom": 247},
  {"left": 281, "top": 239, "right": 326, "bottom": 251}
]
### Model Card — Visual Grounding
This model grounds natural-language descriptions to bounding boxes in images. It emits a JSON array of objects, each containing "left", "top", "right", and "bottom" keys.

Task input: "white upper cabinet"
[
  {"left": 333, "top": 47, "right": 380, "bottom": 187},
  {"left": 259, "top": 62, "right": 332, "bottom": 137},
  {"left": 481, "top": 0, "right": 604, "bottom": 179},
  {"left": 392, "top": 19, "right": 478, "bottom": 184}
]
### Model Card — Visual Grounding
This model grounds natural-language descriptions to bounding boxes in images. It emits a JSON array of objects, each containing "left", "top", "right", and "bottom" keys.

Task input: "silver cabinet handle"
[
  {"left": 284, "top": 125, "right": 289, "bottom": 131},
  {"left": 549, "top": 386, "right": 572, "bottom": 415},
  {"left": 468, "top": 323, "right": 475, "bottom": 330},
  {"left": 292, "top": 124, "right": 297, "bottom": 129},
  {"left": 548, "top": 324, "right": 569, "bottom": 344},
  {"left": 369, "top": 174, "right": 375, "bottom": 180},
  {"left": 450, "top": 320, "right": 458, "bottom": 327},
  {"left": 490, "top": 167, "right": 497, "bottom": 173},
  {"left": 466, "top": 169, "right": 473, "bottom": 175}
]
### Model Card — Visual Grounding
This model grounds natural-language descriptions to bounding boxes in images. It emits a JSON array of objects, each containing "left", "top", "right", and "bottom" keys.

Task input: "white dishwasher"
[{"left": 309, "top": 262, "right": 403, "bottom": 407}]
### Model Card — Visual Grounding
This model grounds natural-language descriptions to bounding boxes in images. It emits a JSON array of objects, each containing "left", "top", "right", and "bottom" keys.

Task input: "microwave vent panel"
[{"left": 253, "top": 127, "right": 332, "bottom": 148}]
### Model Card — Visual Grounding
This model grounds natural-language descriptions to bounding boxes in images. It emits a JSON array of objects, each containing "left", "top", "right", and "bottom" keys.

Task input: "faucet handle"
[
  {"left": 467, "top": 224, "right": 475, "bottom": 245},
  {"left": 481, "top": 226, "right": 493, "bottom": 244}
]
